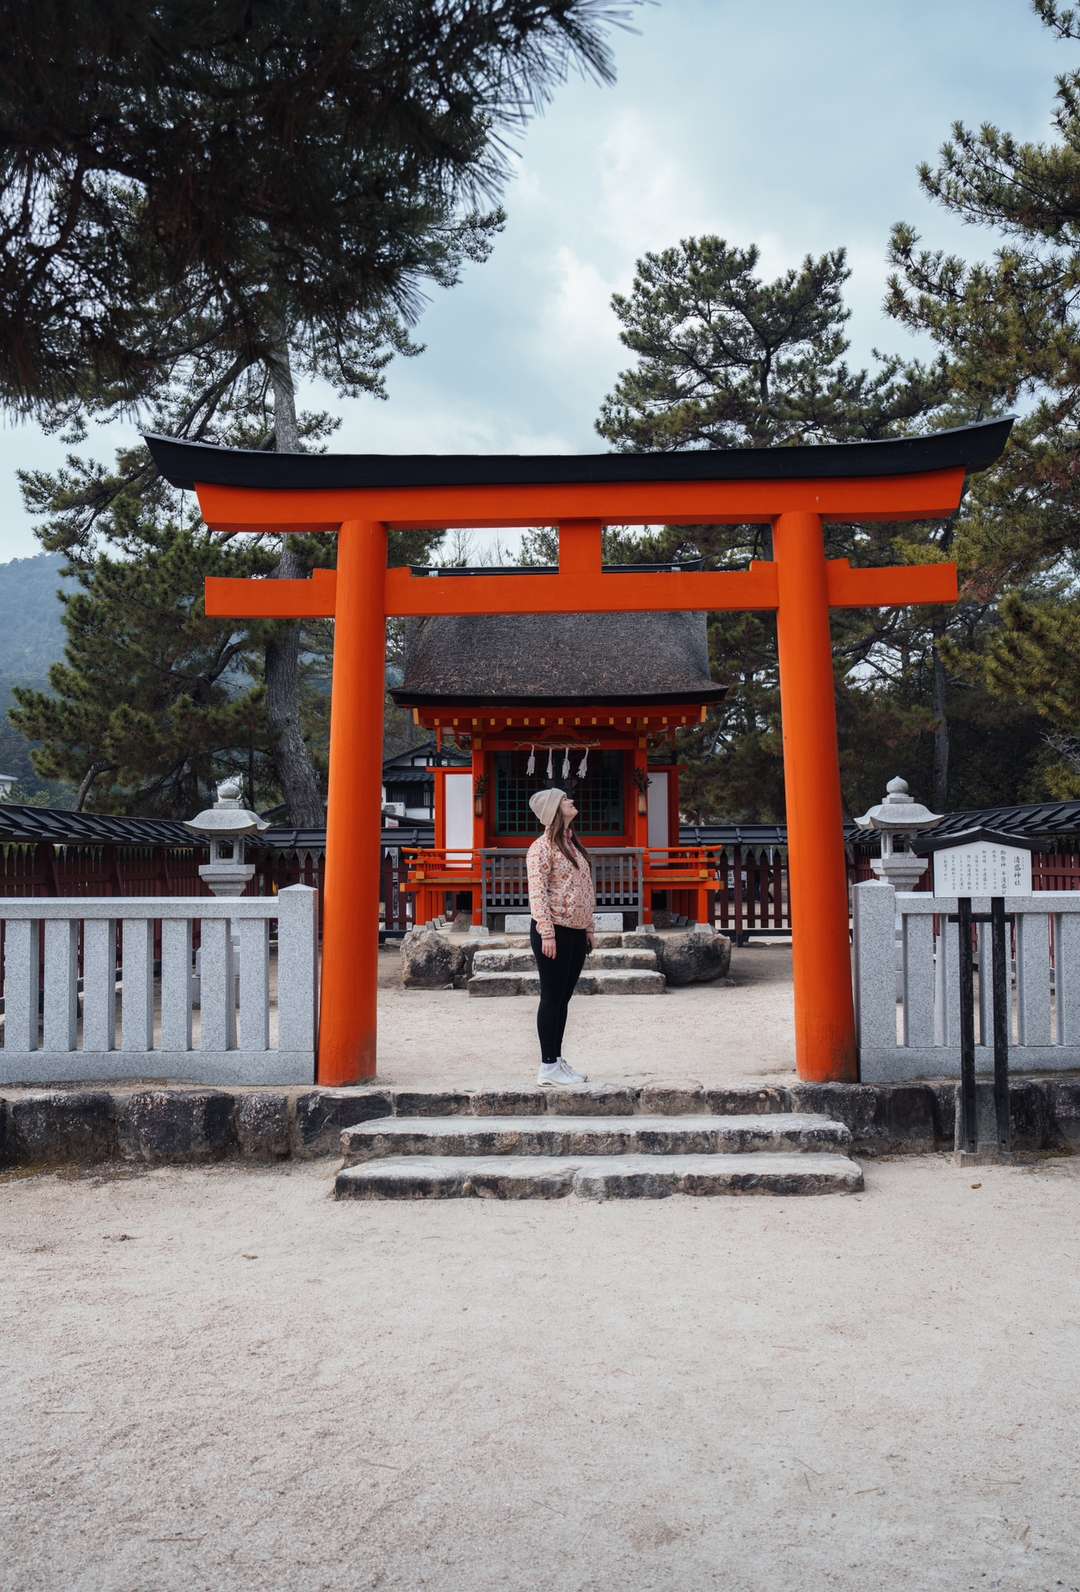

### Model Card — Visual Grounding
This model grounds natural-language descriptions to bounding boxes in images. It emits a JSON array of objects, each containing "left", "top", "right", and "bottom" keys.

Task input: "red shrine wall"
[{"left": 430, "top": 735, "right": 681, "bottom": 853}]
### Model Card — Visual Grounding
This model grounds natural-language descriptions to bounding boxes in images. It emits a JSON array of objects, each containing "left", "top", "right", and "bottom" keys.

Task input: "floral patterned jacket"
[{"left": 526, "top": 832, "right": 597, "bottom": 938}]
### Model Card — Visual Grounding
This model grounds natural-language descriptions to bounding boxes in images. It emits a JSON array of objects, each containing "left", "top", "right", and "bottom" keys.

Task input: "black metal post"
[
  {"left": 957, "top": 896, "right": 977, "bottom": 1154},
  {"left": 991, "top": 895, "right": 1011, "bottom": 1151}
]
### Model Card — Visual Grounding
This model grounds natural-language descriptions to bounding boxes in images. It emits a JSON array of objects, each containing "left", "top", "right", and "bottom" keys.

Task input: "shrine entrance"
[{"left": 146, "top": 419, "right": 1012, "bottom": 1087}]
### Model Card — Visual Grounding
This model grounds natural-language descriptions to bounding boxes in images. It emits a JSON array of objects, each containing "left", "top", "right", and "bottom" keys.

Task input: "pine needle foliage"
[
  {"left": 885, "top": 0, "right": 1080, "bottom": 795},
  {"left": 591, "top": 238, "right": 974, "bottom": 822}
]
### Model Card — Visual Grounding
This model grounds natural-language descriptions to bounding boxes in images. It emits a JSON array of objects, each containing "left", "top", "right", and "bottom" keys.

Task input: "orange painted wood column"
[
  {"left": 773, "top": 510, "right": 858, "bottom": 1083},
  {"left": 318, "top": 518, "right": 387, "bottom": 1084}
]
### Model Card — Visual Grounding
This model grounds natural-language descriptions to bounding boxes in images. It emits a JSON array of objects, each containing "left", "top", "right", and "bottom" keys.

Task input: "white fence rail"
[
  {"left": 854, "top": 880, "right": 1080, "bottom": 1082},
  {"left": 0, "top": 887, "right": 318, "bottom": 1085}
]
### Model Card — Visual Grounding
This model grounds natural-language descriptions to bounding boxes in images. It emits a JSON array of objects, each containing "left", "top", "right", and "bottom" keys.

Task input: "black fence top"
[
  {"left": 5, "top": 795, "right": 1080, "bottom": 856},
  {"left": 0, "top": 804, "right": 196, "bottom": 847}
]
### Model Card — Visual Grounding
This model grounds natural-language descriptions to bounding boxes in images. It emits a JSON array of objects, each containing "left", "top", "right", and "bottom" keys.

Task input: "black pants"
[{"left": 529, "top": 919, "right": 589, "bottom": 1064}]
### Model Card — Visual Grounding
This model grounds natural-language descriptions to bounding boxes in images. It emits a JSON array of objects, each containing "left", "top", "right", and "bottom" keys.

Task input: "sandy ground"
[
  {"left": 3, "top": 1155, "right": 1080, "bottom": 1592},
  {"left": 373, "top": 941, "right": 795, "bottom": 1091}
]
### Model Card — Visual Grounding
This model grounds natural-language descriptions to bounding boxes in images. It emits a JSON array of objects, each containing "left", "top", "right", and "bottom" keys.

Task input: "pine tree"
[
  {"left": 885, "top": 0, "right": 1080, "bottom": 795},
  {"left": 0, "top": 0, "right": 639, "bottom": 819},
  {"left": 9, "top": 524, "right": 272, "bottom": 814},
  {"left": 593, "top": 238, "right": 962, "bottom": 820},
  {"left": 14, "top": 399, "right": 446, "bottom": 812}
]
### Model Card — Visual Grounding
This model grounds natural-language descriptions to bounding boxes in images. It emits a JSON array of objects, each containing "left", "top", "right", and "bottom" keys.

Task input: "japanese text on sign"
[{"left": 931, "top": 841, "right": 1031, "bottom": 898}]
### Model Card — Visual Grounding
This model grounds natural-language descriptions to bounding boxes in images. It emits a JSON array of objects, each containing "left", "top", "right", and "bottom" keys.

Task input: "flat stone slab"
[
  {"left": 472, "top": 948, "right": 659, "bottom": 973},
  {"left": 504, "top": 913, "right": 624, "bottom": 932},
  {"left": 341, "top": 1112, "right": 853, "bottom": 1163},
  {"left": 467, "top": 969, "right": 665, "bottom": 996},
  {"left": 335, "top": 1151, "right": 864, "bottom": 1199}
]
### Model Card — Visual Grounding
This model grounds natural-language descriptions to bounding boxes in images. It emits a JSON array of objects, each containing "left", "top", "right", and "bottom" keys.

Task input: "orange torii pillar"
[
  {"left": 774, "top": 512, "right": 856, "bottom": 1076},
  {"left": 321, "top": 520, "right": 386, "bottom": 1085},
  {"left": 143, "top": 418, "right": 1013, "bottom": 1088}
]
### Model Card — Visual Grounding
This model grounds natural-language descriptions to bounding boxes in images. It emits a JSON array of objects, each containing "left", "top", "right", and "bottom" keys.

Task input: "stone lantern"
[
  {"left": 855, "top": 776, "right": 943, "bottom": 891},
  {"left": 184, "top": 779, "right": 268, "bottom": 1004},
  {"left": 184, "top": 776, "right": 268, "bottom": 897}
]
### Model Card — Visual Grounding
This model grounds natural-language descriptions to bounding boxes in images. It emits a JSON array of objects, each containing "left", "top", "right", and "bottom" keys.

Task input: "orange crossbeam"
[
  {"left": 205, "top": 557, "right": 959, "bottom": 620},
  {"left": 825, "top": 559, "right": 958, "bottom": 608},
  {"left": 385, "top": 562, "right": 781, "bottom": 616},
  {"left": 194, "top": 467, "right": 966, "bottom": 532},
  {"left": 205, "top": 568, "right": 337, "bottom": 618}
]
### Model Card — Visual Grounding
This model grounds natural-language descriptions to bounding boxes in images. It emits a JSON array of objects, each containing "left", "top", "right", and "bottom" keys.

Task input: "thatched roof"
[{"left": 392, "top": 604, "right": 726, "bottom": 707}]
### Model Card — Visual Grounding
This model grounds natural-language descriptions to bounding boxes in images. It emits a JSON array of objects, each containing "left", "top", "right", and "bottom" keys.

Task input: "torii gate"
[{"left": 146, "top": 419, "right": 1012, "bottom": 1088}]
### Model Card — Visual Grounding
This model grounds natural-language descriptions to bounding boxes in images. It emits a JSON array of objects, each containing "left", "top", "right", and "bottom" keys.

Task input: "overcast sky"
[{"left": 0, "top": 0, "right": 1067, "bottom": 563}]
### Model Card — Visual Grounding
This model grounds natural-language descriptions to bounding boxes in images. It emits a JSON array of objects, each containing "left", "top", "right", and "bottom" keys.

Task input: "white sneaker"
[
  {"left": 556, "top": 1057, "right": 589, "bottom": 1084},
  {"left": 535, "top": 1063, "right": 589, "bottom": 1088}
]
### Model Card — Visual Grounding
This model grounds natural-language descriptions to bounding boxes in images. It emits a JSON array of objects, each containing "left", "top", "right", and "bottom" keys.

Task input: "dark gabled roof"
[
  {"left": 259, "top": 823, "right": 434, "bottom": 851},
  {"left": 383, "top": 767, "right": 440, "bottom": 786},
  {"left": 6, "top": 796, "right": 1077, "bottom": 858},
  {"left": 914, "top": 825, "right": 1045, "bottom": 855},
  {"left": 915, "top": 800, "right": 1080, "bottom": 839},
  {"left": 0, "top": 804, "right": 197, "bottom": 846},
  {"left": 144, "top": 419, "right": 1014, "bottom": 492},
  {"left": 392, "top": 605, "right": 725, "bottom": 707},
  {"left": 686, "top": 801, "right": 1080, "bottom": 850},
  {"left": 383, "top": 739, "right": 469, "bottom": 769}
]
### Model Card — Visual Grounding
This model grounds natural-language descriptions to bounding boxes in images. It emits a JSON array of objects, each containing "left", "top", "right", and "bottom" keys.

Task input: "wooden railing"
[{"left": 401, "top": 845, "right": 726, "bottom": 929}]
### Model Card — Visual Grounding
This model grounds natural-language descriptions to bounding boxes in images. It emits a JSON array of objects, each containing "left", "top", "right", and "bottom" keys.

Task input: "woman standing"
[{"left": 525, "top": 786, "right": 596, "bottom": 1086}]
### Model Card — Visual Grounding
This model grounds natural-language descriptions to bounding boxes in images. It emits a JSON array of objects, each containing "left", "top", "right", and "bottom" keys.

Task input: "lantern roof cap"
[
  {"left": 854, "top": 776, "right": 943, "bottom": 833},
  {"left": 184, "top": 777, "right": 269, "bottom": 838}
]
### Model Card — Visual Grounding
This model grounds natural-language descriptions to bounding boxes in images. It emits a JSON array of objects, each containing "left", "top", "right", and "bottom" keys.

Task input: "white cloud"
[{"left": 594, "top": 106, "right": 719, "bottom": 264}]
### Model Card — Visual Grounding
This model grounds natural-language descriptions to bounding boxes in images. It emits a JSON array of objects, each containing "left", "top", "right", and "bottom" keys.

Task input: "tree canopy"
[
  {"left": 588, "top": 238, "right": 1004, "bottom": 823},
  {"left": 886, "top": 0, "right": 1080, "bottom": 797},
  {"left": 3, "top": 0, "right": 640, "bottom": 816},
  {"left": 0, "top": 0, "right": 636, "bottom": 415}
]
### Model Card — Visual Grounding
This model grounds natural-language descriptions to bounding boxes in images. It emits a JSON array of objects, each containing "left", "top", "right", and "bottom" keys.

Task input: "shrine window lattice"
[{"left": 494, "top": 750, "right": 624, "bottom": 836}]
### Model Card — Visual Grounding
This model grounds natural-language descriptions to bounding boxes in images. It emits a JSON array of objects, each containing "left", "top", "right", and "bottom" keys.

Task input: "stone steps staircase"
[
  {"left": 468, "top": 944, "right": 665, "bottom": 997},
  {"left": 335, "top": 1110, "right": 863, "bottom": 1200}
]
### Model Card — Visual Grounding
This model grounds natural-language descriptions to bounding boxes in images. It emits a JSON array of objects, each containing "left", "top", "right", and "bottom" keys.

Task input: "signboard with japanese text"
[{"left": 931, "top": 839, "right": 1031, "bottom": 898}]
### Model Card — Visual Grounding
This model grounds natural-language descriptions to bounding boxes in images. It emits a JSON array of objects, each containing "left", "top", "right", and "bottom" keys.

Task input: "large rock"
[
  {"left": 400, "top": 927, "right": 456, "bottom": 988},
  {"left": 236, "top": 1093, "right": 291, "bottom": 1160},
  {"left": 1047, "top": 1079, "right": 1080, "bottom": 1149},
  {"left": 400, "top": 929, "right": 508, "bottom": 989},
  {"left": 6, "top": 1090, "right": 117, "bottom": 1166},
  {"left": 117, "top": 1090, "right": 236, "bottom": 1163},
  {"left": 293, "top": 1087, "right": 393, "bottom": 1156},
  {"left": 658, "top": 929, "right": 732, "bottom": 986}
]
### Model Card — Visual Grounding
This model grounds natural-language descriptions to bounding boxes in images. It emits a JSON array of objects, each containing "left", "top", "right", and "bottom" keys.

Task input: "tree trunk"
[
  {"left": 76, "top": 760, "right": 114, "bottom": 811},
  {"left": 264, "top": 329, "right": 326, "bottom": 827},
  {"left": 931, "top": 629, "right": 949, "bottom": 812}
]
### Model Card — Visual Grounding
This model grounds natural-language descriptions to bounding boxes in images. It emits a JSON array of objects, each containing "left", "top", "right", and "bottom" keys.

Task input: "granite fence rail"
[
  {"left": 855, "top": 880, "right": 1080, "bottom": 1082},
  {"left": 0, "top": 887, "right": 318, "bottom": 1086}
]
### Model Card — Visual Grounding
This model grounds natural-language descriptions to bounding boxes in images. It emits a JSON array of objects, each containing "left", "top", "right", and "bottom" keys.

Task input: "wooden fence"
[{"left": 4, "top": 835, "right": 1080, "bottom": 945}]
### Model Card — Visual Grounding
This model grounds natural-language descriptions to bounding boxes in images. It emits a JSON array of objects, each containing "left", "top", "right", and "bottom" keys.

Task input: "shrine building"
[{"left": 391, "top": 565, "right": 727, "bottom": 931}]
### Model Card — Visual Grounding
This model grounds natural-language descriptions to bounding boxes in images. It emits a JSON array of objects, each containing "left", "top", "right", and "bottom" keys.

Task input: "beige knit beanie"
[{"left": 529, "top": 787, "right": 566, "bottom": 828}]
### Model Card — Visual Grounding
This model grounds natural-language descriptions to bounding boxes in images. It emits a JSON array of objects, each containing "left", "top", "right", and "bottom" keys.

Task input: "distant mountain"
[{"left": 0, "top": 551, "right": 69, "bottom": 792}]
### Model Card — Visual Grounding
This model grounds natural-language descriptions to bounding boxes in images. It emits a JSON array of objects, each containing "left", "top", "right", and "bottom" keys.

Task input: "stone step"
[
  {"left": 341, "top": 1112, "right": 852, "bottom": 1163},
  {"left": 335, "top": 1151, "right": 863, "bottom": 1200},
  {"left": 468, "top": 968, "right": 665, "bottom": 997},
  {"left": 472, "top": 947, "right": 659, "bottom": 973}
]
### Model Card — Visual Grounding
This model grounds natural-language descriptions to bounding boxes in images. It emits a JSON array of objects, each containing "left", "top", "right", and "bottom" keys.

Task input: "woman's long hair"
[{"left": 546, "top": 801, "right": 592, "bottom": 873}]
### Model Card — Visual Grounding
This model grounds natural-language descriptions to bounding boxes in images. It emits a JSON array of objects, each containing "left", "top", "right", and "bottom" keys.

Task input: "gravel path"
[
  {"left": 375, "top": 942, "right": 795, "bottom": 1091},
  {"left": 4, "top": 1155, "right": 1080, "bottom": 1591}
]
